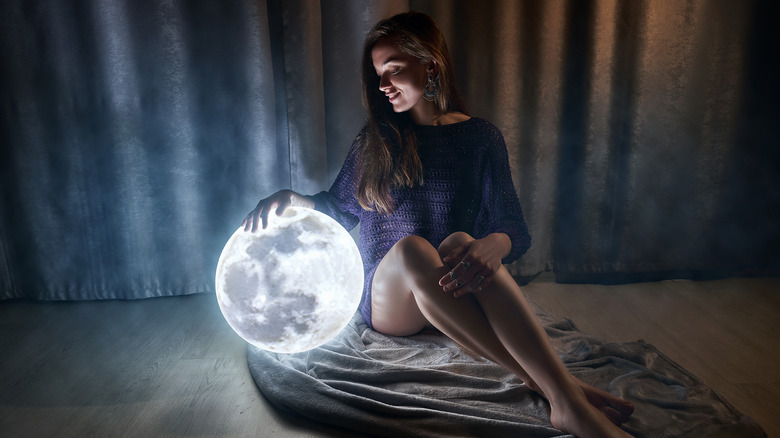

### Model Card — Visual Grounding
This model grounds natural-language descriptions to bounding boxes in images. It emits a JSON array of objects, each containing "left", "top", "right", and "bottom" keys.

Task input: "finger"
[
  {"left": 478, "top": 273, "right": 493, "bottom": 290},
  {"left": 453, "top": 275, "right": 478, "bottom": 298},
  {"left": 252, "top": 205, "right": 265, "bottom": 232},
  {"left": 260, "top": 201, "right": 278, "bottom": 230},
  {"left": 444, "top": 269, "right": 483, "bottom": 295},
  {"left": 439, "top": 257, "right": 477, "bottom": 288},
  {"left": 449, "top": 266, "right": 474, "bottom": 291},
  {"left": 444, "top": 278, "right": 467, "bottom": 294},
  {"left": 439, "top": 260, "right": 468, "bottom": 287},
  {"left": 457, "top": 258, "right": 481, "bottom": 282},
  {"left": 453, "top": 275, "right": 477, "bottom": 297},
  {"left": 243, "top": 209, "right": 258, "bottom": 232},
  {"left": 442, "top": 246, "right": 467, "bottom": 266},
  {"left": 439, "top": 268, "right": 460, "bottom": 288},
  {"left": 276, "top": 196, "right": 292, "bottom": 216},
  {"left": 454, "top": 271, "right": 489, "bottom": 298},
  {"left": 457, "top": 259, "right": 476, "bottom": 281}
]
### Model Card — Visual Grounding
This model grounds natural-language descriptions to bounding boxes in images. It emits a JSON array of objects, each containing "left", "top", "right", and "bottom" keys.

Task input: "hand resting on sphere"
[{"left": 243, "top": 189, "right": 315, "bottom": 232}]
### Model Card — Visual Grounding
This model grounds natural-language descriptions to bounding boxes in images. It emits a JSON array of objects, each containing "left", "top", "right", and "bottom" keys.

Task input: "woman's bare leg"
[
  {"left": 435, "top": 233, "right": 633, "bottom": 426},
  {"left": 371, "top": 234, "right": 633, "bottom": 438}
]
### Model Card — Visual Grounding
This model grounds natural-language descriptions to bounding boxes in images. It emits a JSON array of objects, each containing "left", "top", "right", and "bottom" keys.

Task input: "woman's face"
[{"left": 371, "top": 39, "right": 431, "bottom": 115}]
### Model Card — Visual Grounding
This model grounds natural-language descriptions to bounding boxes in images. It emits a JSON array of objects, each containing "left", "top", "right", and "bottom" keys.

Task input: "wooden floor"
[{"left": 0, "top": 276, "right": 777, "bottom": 437}]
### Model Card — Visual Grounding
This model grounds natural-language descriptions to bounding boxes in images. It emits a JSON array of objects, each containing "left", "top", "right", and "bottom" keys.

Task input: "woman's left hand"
[{"left": 438, "top": 233, "right": 510, "bottom": 297}]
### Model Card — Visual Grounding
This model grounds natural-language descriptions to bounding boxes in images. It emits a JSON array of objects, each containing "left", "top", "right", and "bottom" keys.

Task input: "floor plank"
[{"left": 1, "top": 277, "right": 777, "bottom": 437}]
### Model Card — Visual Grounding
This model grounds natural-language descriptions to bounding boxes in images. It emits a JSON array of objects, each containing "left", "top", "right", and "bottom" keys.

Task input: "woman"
[{"left": 244, "top": 11, "right": 634, "bottom": 438}]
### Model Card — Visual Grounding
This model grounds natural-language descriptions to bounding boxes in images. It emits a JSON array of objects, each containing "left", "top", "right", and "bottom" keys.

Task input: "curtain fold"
[{"left": 1, "top": 0, "right": 777, "bottom": 300}]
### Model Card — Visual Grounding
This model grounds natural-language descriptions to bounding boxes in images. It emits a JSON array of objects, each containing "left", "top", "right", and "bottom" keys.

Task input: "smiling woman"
[
  {"left": 372, "top": 40, "right": 429, "bottom": 115},
  {"left": 0, "top": 0, "right": 777, "bottom": 436},
  {"left": 243, "top": 11, "right": 635, "bottom": 438}
]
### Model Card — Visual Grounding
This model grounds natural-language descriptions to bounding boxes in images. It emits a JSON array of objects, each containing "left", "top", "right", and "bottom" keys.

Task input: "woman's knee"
[
  {"left": 438, "top": 231, "right": 474, "bottom": 257},
  {"left": 394, "top": 235, "right": 438, "bottom": 268}
]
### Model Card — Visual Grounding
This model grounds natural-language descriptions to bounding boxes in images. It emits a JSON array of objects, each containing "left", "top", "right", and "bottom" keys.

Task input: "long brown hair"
[{"left": 357, "top": 12, "right": 466, "bottom": 214}]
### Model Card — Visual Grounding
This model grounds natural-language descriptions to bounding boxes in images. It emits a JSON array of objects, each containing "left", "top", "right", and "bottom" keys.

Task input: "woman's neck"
[
  {"left": 410, "top": 102, "right": 469, "bottom": 126},
  {"left": 409, "top": 100, "right": 441, "bottom": 126}
]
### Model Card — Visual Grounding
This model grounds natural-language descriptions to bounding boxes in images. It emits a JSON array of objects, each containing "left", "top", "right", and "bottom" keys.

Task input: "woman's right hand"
[{"left": 242, "top": 189, "right": 314, "bottom": 232}]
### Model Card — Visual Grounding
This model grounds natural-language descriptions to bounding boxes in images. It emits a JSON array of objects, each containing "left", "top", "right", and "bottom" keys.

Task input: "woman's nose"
[{"left": 378, "top": 73, "right": 391, "bottom": 90}]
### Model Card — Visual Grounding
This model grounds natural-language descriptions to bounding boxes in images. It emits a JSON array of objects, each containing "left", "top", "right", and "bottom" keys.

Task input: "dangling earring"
[{"left": 423, "top": 73, "right": 440, "bottom": 101}]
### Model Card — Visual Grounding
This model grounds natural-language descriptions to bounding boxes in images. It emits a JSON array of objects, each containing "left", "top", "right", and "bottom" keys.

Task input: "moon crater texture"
[{"left": 216, "top": 207, "right": 363, "bottom": 353}]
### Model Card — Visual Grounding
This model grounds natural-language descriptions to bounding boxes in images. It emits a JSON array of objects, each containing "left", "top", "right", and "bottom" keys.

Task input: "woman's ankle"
[{"left": 541, "top": 373, "right": 585, "bottom": 406}]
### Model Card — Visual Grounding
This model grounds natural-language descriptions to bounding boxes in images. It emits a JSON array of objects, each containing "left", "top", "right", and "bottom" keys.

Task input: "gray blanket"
[{"left": 248, "top": 301, "right": 765, "bottom": 437}]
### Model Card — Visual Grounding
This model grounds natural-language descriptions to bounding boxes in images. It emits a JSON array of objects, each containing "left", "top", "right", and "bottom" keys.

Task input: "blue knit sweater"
[{"left": 310, "top": 117, "right": 531, "bottom": 328}]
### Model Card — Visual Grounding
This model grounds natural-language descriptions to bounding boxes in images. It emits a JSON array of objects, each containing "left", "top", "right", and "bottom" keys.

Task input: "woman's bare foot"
[
  {"left": 526, "top": 377, "right": 634, "bottom": 425},
  {"left": 549, "top": 388, "right": 634, "bottom": 438},
  {"left": 579, "top": 380, "right": 634, "bottom": 425}
]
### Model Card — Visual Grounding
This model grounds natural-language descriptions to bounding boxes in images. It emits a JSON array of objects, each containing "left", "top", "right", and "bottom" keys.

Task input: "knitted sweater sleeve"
[
  {"left": 473, "top": 126, "right": 531, "bottom": 265},
  {"left": 307, "top": 136, "right": 362, "bottom": 232}
]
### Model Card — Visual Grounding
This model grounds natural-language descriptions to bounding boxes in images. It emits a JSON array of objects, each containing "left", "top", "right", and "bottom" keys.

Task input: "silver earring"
[{"left": 423, "top": 73, "right": 440, "bottom": 101}]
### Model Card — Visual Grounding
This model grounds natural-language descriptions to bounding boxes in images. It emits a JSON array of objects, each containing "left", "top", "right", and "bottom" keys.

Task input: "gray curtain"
[{"left": 1, "top": 0, "right": 777, "bottom": 300}]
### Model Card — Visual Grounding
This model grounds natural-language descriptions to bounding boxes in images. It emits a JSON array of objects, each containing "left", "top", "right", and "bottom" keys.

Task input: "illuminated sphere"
[{"left": 215, "top": 207, "right": 363, "bottom": 353}]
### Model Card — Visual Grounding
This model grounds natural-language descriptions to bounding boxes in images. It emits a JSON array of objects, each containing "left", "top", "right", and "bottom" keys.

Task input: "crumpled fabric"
[{"left": 248, "top": 300, "right": 766, "bottom": 438}]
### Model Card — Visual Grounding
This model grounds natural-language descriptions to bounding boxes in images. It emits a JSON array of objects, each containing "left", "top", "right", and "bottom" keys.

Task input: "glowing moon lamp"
[{"left": 215, "top": 207, "right": 363, "bottom": 353}]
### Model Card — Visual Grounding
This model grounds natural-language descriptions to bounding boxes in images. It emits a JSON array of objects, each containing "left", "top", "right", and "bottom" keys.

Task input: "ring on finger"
[
  {"left": 476, "top": 275, "right": 486, "bottom": 285},
  {"left": 460, "top": 261, "right": 470, "bottom": 270},
  {"left": 449, "top": 271, "right": 459, "bottom": 280},
  {"left": 456, "top": 281, "right": 463, "bottom": 288}
]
